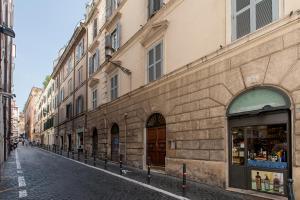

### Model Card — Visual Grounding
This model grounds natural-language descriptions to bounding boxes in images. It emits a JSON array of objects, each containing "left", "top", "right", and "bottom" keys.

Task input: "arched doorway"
[
  {"left": 146, "top": 113, "right": 166, "bottom": 168},
  {"left": 92, "top": 128, "right": 98, "bottom": 156},
  {"left": 227, "top": 87, "right": 291, "bottom": 196},
  {"left": 68, "top": 134, "right": 72, "bottom": 151},
  {"left": 111, "top": 123, "right": 119, "bottom": 162}
]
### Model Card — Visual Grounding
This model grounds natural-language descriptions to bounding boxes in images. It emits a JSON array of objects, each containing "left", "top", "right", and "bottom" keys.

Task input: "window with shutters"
[
  {"left": 232, "top": 0, "right": 278, "bottom": 40},
  {"left": 147, "top": 42, "right": 163, "bottom": 82},
  {"left": 68, "top": 78, "right": 72, "bottom": 95},
  {"left": 60, "top": 88, "right": 64, "bottom": 102},
  {"left": 111, "top": 29, "right": 118, "bottom": 51},
  {"left": 78, "top": 66, "right": 83, "bottom": 85},
  {"left": 76, "top": 96, "right": 84, "bottom": 114},
  {"left": 92, "top": 88, "right": 97, "bottom": 109},
  {"left": 67, "top": 57, "right": 73, "bottom": 74},
  {"left": 106, "top": 0, "right": 119, "bottom": 19},
  {"left": 149, "top": 0, "right": 162, "bottom": 18},
  {"left": 110, "top": 74, "right": 118, "bottom": 101},
  {"left": 66, "top": 103, "right": 72, "bottom": 120},
  {"left": 93, "top": 18, "right": 98, "bottom": 39},
  {"left": 89, "top": 48, "right": 100, "bottom": 76},
  {"left": 76, "top": 39, "right": 84, "bottom": 62}
]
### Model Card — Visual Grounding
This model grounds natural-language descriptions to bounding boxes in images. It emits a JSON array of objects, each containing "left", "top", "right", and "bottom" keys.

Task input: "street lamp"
[
  {"left": 105, "top": 46, "right": 131, "bottom": 75},
  {"left": 0, "top": 91, "right": 16, "bottom": 99},
  {"left": 0, "top": 24, "right": 15, "bottom": 38}
]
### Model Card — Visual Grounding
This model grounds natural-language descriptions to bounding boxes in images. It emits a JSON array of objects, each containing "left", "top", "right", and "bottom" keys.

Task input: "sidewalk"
[
  {"left": 0, "top": 149, "right": 19, "bottom": 199},
  {"left": 39, "top": 146, "right": 269, "bottom": 200}
]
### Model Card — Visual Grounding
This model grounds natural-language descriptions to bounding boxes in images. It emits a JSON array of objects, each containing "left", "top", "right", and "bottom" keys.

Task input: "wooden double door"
[{"left": 147, "top": 126, "right": 166, "bottom": 167}]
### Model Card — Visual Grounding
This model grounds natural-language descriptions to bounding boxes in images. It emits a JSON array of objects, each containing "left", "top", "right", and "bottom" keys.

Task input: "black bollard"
[
  {"left": 104, "top": 156, "right": 107, "bottom": 170},
  {"left": 120, "top": 155, "right": 123, "bottom": 175},
  {"left": 84, "top": 150, "right": 88, "bottom": 164},
  {"left": 60, "top": 148, "right": 62, "bottom": 155},
  {"left": 147, "top": 164, "right": 151, "bottom": 184},
  {"left": 72, "top": 150, "right": 74, "bottom": 159},
  {"left": 182, "top": 163, "right": 187, "bottom": 197},
  {"left": 93, "top": 153, "right": 96, "bottom": 166},
  {"left": 78, "top": 149, "right": 80, "bottom": 161}
]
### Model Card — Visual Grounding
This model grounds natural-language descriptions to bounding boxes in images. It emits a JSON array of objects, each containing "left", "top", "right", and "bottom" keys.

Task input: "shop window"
[
  {"left": 232, "top": 0, "right": 279, "bottom": 40},
  {"left": 228, "top": 88, "right": 290, "bottom": 116}
]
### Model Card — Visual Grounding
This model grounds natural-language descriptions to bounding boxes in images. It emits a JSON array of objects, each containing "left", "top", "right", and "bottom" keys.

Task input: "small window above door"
[{"left": 228, "top": 87, "right": 290, "bottom": 116}]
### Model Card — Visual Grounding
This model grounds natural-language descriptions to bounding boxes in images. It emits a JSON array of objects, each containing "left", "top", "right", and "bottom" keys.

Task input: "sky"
[{"left": 14, "top": 0, "right": 88, "bottom": 111}]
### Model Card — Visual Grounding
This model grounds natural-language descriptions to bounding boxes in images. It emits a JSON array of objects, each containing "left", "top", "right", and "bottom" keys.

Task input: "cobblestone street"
[{"left": 0, "top": 146, "right": 269, "bottom": 200}]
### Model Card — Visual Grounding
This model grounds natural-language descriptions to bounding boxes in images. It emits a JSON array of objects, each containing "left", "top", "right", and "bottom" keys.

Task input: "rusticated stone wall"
[{"left": 87, "top": 27, "right": 300, "bottom": 194}]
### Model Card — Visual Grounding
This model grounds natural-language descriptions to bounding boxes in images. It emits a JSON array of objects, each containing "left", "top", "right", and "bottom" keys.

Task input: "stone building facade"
[
  {"left": 51, "top": 23, "right": 88, "bottom": 151},
  {"left": 24, "top": 87, "right": 42, "bottom": 142},
  {"left": 39, "top": 0, "right": 300, "bottom": 198}
]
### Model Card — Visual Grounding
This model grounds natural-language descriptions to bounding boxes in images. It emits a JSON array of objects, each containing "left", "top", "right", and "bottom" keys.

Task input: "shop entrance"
[
  {"left": 146, "top": 113, "right": 166, "bottom": 168},
  {"left": 227, "top": 87, "right": 291, "bottom": 196},
  {"left": 111, "top": 123, "right": 119, "bottom": 162}
]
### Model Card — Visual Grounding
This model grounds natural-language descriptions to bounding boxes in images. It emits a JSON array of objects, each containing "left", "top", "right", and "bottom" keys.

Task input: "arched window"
[
  {"left": 146, "top": 113, "right": 166, "bottom": 128},
  {"left": 227, "top": 87, "right": 290, "bottom": 116}
]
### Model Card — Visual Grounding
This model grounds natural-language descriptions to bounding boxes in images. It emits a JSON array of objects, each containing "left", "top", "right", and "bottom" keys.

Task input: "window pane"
[
  {"left": 247, "top": 125, "right": 287, "bottom": 164},
  {"left": 155, "top": 43, "right": 162, "bottom": 60},
  {"left": 236, "top": 9, "right": 251, "bottom": 39},
  {"left": 228, "top": 88, "right": 289, "bottom": 115},
  {"left": 256, "top": 0, "right": 273, "bottom": 30},
  {"left": 153, "top": 0, "right": 161, "bottom": 11},
  {"left": 115, "top": 87, "right": 118, "bottom": 99},
  {"left": 155, "top": 61, "right": 162, "bottom": 79},
  {"left": 149, "top": 49, "right": 154, "bottom": 66},
  {"left": 149, "top": 66, "right": 154, "bottom": 82},
  {"left": 114, "top": 75, "right": 118, "bottom": 86},
  {"left": 111, "top": 77, "right": 114, "bottom": 88},
  {"left": 236, "top": 0, "right": 250, "bottom": 12},
  {"left": 232, "top": 128, "right": 245, "bottom": 165}
]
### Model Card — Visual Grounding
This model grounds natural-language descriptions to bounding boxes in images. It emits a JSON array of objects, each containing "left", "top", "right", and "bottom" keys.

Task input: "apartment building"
[
  {"left": 18, "top": 112, "right": 24, "bottom": 138},
  {"left": 11, "top": 99, "right": 19, "bottom": 139},
  {"left": 24, "top": 87, "right": 42, "bottom": 142},
  {"left": 39, "top": 0, "right": 300, "bottom": 198},
  {"left": 35, "top": 79, "right": 56, "bottom": 146},
  {"left": 78, "top": 0, "right": 300, "bottom": 198},
  {"left": 0, "top": 0, "right": 15, "bottom": 180},
  {"left": 51, "top": 22, "right": 88, "bottom": 151}
]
